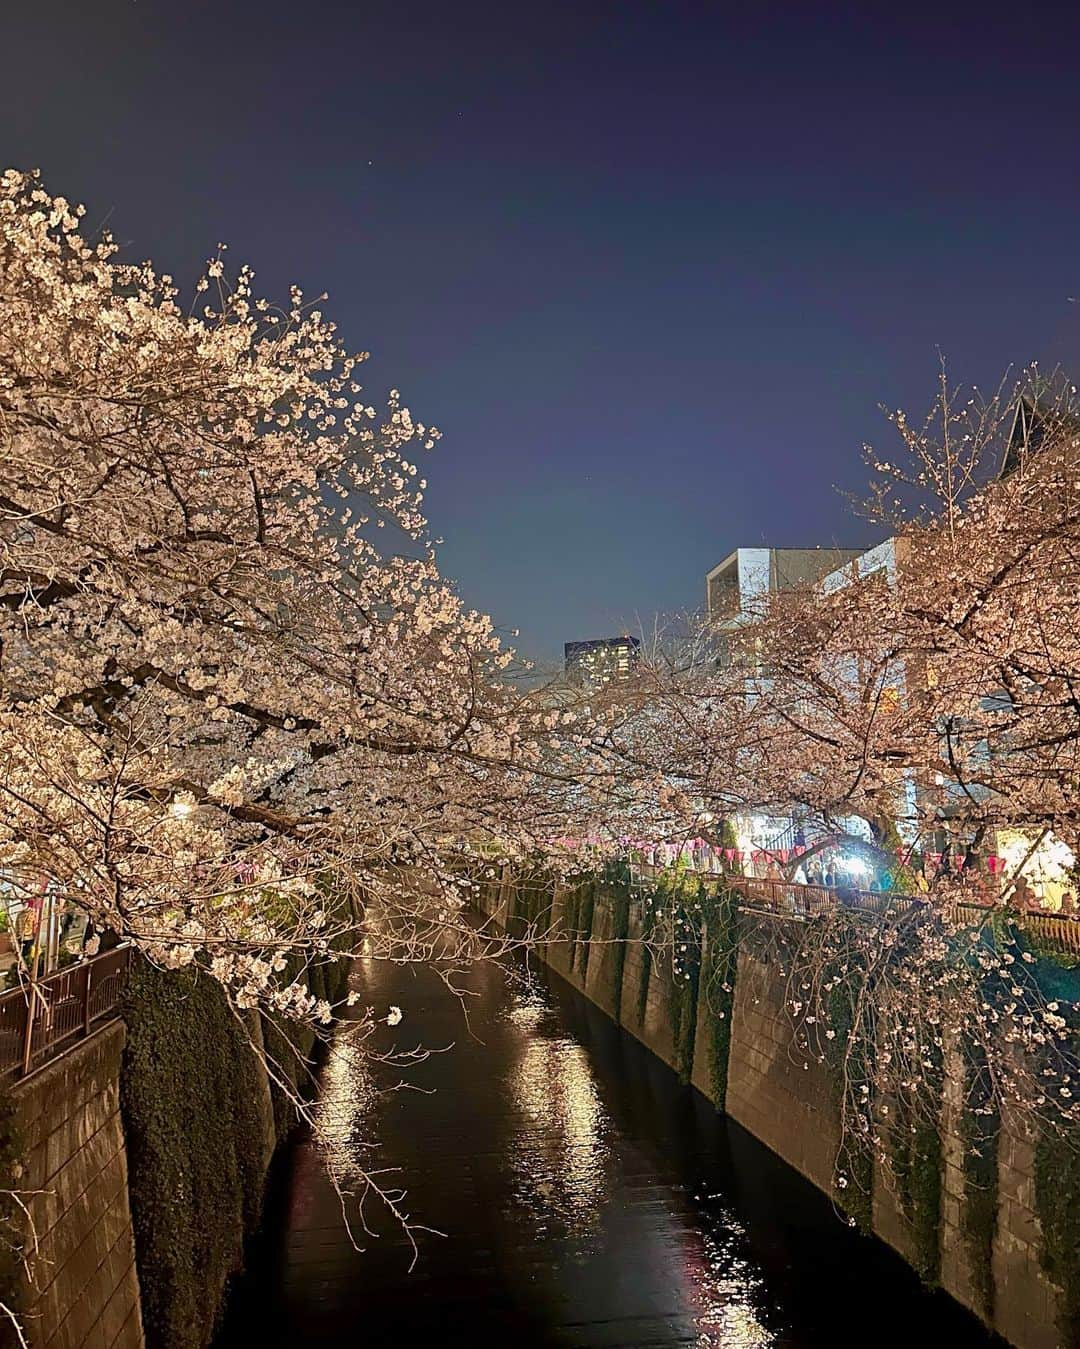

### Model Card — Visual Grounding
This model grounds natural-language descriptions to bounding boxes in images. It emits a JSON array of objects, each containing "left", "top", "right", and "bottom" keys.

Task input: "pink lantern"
[
  {"left": 793, "top": 844, "right": 806, "bottom": 856},
  {"left": 778, "top": 848, "right": 791, "bottom": 863},
  {"left": 723, "top": 848, "right": 735, "bottom": 862},
  {"left": 987, "top": 855, "right": 1003, "bottom": 875}
]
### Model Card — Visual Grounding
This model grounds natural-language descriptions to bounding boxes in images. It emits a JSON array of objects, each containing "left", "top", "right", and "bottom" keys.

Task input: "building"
[
  {"left": 1000, "top": 388, "right": 1080, "bottom": 479},
  {"left": 820, "top": 535, "right": 908, "bottom": 594},
  {"left": 705, "top": 546, "right": 863, "bottom": 627},
  {"left": 563, "top": 636, "right": 640, "bottom": 689}
]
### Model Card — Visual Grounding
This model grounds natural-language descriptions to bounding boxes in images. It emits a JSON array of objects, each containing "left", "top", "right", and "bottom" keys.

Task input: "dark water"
[{"left": 216, "top": 952, "right": 1001, "bottom": 1349}]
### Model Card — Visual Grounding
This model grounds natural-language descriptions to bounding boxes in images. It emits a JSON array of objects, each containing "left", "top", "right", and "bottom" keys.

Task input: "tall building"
[{"left": 563, "top": 636, "right": 640, "bottom": 688}]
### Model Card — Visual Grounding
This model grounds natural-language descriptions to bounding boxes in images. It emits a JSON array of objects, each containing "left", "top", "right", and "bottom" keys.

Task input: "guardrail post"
[
  {"left": 83, "top": 961, "right": 92, "bottom": 1037},
  {"left": 20, "top": 992, "right": 35, "bottom": 1080},
  {"left": 20, "top": 939, "right": 44, "bottom": 1079}
]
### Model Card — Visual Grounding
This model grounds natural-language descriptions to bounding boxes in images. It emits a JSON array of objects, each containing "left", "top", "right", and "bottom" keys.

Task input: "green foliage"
[
  {"left": 888, "top": 1044, "right": 943, "bottom": 1285},
  {"left": 576, "top": 880, "right": 597, "bottom": 980},
  {"left": 1035, "top": 1110, "right": 1080, "bottom": 1344},
  {"left": 958, "top": 1031, "right": 999, "bottom": 1320},
  {"left": 607, "top": 884, "right": 631, "bottom": 1025},
  {"left": 1031, "top": 1016, "right": 1080, "bottom": 1344},
  {"left": 633, "top": 881, "right": 661, "bottom": 1029},
  {"left": 822, "top": 943, "right": 874, "bottom": 1233},
  {"left": 669, "top": 892, "right": 703, "bottom": 1085},
  {"left": 702, "top": 885, "right": 739, "bottom": 1110},
  {"left": 1015, "top": 922, "right": 1080, "bottom": 976},
  {"left": 121, "top": 947, "right": 352, "bottom": 1347},
  {"left": 120, "top": 958, "right": 269, "bottom": 1349}
]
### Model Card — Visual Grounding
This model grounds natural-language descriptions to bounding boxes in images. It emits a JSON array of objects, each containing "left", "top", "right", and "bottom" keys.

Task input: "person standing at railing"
[
  {"left": 13, "top": 897, "right": 40, "bottom": 970},
  {"left": 1010, "top": 876, "right": 1040, "bottom": 913}
]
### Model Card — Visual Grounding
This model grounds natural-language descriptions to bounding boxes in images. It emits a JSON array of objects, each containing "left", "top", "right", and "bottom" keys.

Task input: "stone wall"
[
  {"left": 478, "top": 872, "right": 1066, "bottom": 1349},
  {"left": 720, "top": 935, "right": 840, "bottom": 1195},
  {"left": 13, "top": 1020, "right": 143, "bottom": 1349}
]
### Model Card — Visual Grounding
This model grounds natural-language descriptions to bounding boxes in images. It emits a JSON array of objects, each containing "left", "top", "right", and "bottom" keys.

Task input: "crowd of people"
[{"left": 629, "top": 835, "right": 1079, "bottom": 919}]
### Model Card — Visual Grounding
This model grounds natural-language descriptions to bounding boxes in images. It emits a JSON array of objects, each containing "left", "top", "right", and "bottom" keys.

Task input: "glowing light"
[{"left": 507, "top": 987, "right": 608, "bottom": 1236}]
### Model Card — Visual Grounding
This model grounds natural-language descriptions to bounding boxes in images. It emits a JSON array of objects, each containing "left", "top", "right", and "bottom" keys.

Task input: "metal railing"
[
  {"left": 0, "top": 946, "right": 132, "bottom": 1083},
  {"left": 630, "top": 863, "right": 1080, "bottom": 956},
  {"left": 731, "top": 875, "right": 924, "bottom": 920},
  {"left": 731, "top": 877, "right": 1080, "bottom": 953}
]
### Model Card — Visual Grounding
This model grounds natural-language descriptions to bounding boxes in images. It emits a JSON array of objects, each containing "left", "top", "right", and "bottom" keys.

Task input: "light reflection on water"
[
  {"left": 689, "top": 1216, "right": 773, "bottom": 1348},
  {"left": 504, "top": 976, "right": 775, "bottom": 1345},
  {"left": 506, "top": 986, "right": 609, "bottom": 1237},
  {"left": 311, "top": 1022, "right": 379, "bottom": 1173}
]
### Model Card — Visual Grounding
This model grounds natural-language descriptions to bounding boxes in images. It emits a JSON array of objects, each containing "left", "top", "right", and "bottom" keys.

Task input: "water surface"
[{"left": 217, "top": 952, "right": 1001, "bottom": 1348}]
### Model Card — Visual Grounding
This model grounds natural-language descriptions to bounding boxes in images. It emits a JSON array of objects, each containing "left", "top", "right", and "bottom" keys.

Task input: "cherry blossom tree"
[
  {"left": 0, "top": 167, "right": 640, "bottom": 1023},
  {"left": 618, "top": 367, "right": 1080, "bottom": 1214}
]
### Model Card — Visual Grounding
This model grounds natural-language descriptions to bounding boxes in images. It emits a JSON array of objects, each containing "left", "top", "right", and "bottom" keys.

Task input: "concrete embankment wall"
[
  {"left": 11, "top": 1021, "right": 143, "bottom": 1349},
  {"left": 475, "top": 873, "right": 1063, "bottom": 1349}
]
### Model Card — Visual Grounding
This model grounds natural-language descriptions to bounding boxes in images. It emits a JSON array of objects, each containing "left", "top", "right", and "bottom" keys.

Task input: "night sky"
[{"left": 4, "top": 2, "right": 1079, "bottom": 667}]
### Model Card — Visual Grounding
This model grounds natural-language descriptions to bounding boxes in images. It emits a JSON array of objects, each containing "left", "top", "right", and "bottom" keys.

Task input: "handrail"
[
  {"left": 629, "top": 863, "right": 1080, "bottom": 956},
  {"left": 731, "top": 875, "right": 925, "bottom": 920},
  {"left": 0, "top": 946, "right": 132, "bottom": 1083}
]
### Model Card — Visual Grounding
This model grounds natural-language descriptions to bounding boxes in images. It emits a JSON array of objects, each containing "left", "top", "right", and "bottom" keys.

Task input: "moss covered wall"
[{"left": 120, "top": 953, "right": 351, "bottom": 1349}]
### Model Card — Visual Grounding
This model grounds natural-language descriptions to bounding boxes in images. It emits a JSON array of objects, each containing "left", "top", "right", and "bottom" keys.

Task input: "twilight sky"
[{"left": 4, "top": 1, "right": 1079, "bottom": 667}]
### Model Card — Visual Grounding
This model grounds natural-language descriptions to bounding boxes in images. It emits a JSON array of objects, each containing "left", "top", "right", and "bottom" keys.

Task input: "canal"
[{"left": 216, "top": 950, "right": 1001, "bottom": 1349}]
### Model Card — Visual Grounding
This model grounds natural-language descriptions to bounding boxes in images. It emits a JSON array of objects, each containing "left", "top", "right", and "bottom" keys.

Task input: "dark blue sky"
[{"left": 4, "top": 1, "right": 1079, "bottom": 666}]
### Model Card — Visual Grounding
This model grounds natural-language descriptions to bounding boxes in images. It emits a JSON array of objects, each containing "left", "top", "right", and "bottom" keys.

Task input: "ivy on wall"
[
  {"left": 576, "top": 879, "right": 597, "bottom": 981},
  {"left": 958, "top": 1030, "right": 999, "bottom": 1320},
  {"left": 822, "top": 949, "right": 874, "bottom": 1233},
  {"left": 633, "top": 880, "right": 661, "bottom": 1030},
  {"left": 121, "top": 951, "right": 351, "bottom": 1349},
  {"left": 607, "top": 882, "right": 631, "bottom": 1025},
  {"left": 1035, "top": 1109, "right": 1080, "bottom": 1344},
  {"left": 701, "top": 885, "right": 739, "bottom": 1111},
  {"left": 887, "top": 1044, "right": 943, "bottom": 1285},
  {"left": 120, "top": 958, "right": 268, "bottom": 1349},
  {"left": 669, "top": 890, "right": 703, "bottom": 1085},
  {"left": 1010, "top": 933, "right": 1080, "bottom": 1343}
]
